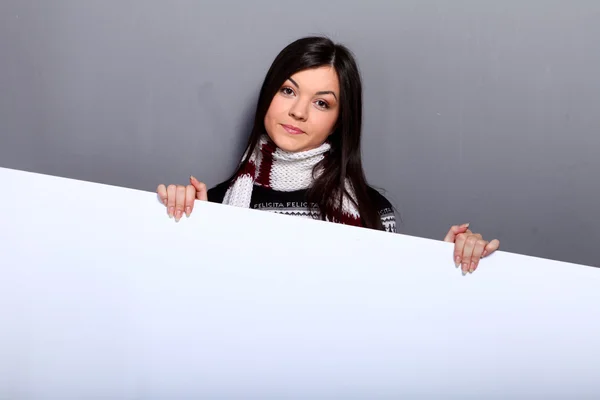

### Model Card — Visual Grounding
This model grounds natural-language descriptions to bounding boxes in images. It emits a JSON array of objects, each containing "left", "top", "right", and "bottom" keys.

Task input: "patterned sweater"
[{"left": 207, "top": 181, "right": 397, "bottom": 233}]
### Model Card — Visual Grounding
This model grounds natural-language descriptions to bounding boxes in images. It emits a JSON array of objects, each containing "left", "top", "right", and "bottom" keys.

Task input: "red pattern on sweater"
[
  {"left": 255, "top": 141, "right": 277, "bottom": 187},
  {"left": 237, "top": 159, "right": 257, "bottom": 179}
]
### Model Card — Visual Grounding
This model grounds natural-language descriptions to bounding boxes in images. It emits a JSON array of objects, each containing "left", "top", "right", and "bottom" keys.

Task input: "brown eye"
[
  {"left": 281, "top": 87, "right": 295, "bottom": 96},
  {"left": 315, "top": 100, "right": 329, "bottom": 109}
]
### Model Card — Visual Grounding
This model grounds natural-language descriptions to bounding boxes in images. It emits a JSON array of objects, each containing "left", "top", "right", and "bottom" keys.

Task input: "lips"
[{"left": 281, "top": 124, "right": 305, "bottom": 135}]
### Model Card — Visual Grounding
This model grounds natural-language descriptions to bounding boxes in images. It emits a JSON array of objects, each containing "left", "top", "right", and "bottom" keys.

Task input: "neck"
[{"left": 252, "top": 135, "right": 330, "bottom": 191}]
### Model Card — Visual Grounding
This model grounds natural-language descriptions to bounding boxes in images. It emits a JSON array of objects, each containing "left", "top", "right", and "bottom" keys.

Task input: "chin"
[{"left": 267, "top": 131, "right": 309, "bottom": 153}]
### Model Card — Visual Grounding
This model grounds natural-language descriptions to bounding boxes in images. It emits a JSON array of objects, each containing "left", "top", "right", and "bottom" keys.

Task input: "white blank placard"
[{"left": 0, "top": 166, "right": 598, "bottom": 399}]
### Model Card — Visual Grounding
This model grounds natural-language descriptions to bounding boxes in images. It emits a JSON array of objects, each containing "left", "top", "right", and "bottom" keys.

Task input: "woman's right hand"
[{"left": 157, "top": 175, "right": 207, "bottom": 222}]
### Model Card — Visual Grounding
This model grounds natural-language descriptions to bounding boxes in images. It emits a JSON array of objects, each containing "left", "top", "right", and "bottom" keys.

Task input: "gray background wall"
[{"left": 1, "top": 0, "right": 598, "bottom": 267}]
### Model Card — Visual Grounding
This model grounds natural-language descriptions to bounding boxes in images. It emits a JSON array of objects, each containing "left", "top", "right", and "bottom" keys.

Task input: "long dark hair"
[{"left": 229, "top": 36, "right": 384, "bottom": 230}]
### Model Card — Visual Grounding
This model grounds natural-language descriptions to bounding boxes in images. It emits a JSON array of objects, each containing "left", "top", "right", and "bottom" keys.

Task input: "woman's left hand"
[{"left": 444, "top": 223, "right": 500, "bottom": 275}]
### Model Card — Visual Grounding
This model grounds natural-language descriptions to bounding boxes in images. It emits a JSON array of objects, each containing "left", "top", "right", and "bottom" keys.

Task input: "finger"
[
  {"left": 185, "top": 185, "right": 196, "bottom": 217},
  {"left": 461, "top": 235, "right": 478, "bottom": 275},
  {"left": 482, "top": 239, "right": 500, "bottom": 258},
  {"left": 471, "top": 232, "right": 483, "bottom": 240},
  {"left": 453, "top": 232, "right": 468, "bottom": 268},
  {"left": 443, "top": 223, "right": 470, "bottom": 243},
  {"left": 470, "top": 239, "right": 488, "bottom": 273},
  {"left": 166, "top": 185, "right": 176, "bottom": 218},
  {"left": 175, "top": 185, "right": 186, "bottom": 222},
  {"left": 157, "top": 184, "right": 168, "bottom": 206},
  {"left": 190, "top": 176, "right": 208, "bottom": 201}
]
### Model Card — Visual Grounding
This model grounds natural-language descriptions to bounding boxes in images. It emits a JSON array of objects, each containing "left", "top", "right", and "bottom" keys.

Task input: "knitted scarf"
[{"left": 222, "top": 135, "right": 361, "bottom": 226}]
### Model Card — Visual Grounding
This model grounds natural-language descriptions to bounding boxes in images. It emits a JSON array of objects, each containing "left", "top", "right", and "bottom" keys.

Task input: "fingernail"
[
  {"left": 175, "top": 210, "right": 182, "bottom": 222},
  {"left": 469, "top": 262, "right": 476, "bottom": 273},
  {"left": 185, "top": 207, "right": 191, "bottom": 217},
  {"left": 461, "top": 222, "right": 470, "bottom": 228},
  {"left": 190, "top": 175, "right": 196, "bottom": 182},
  {"left": 163, "top": 199, "right": 167, "bottom": 206},
  {"left": 455, "top": 256, "right": 461, "bottom": 268},
  {"left": 462, "top": 269, "right": 468, "bottom": 276},
  {"left": 168, "top": 207, "right": 174, "bottom": 218},
  {"left": 482, "top": 250, "right": 488, "bottom": 258}
]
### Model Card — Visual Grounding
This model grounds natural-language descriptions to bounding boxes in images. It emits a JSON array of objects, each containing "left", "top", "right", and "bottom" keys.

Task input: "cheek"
[
  {"left": 264, "top": 106, "right": 274, "bottom": 130},
  {"left": 311, "top": 111, "right": 338, "bottom": 138},
  {"left": 266, "top": 96, "right": 287, "bottom": 120},
  {"left": 264, "top": 99, "right": 288, "bottom": 138}
]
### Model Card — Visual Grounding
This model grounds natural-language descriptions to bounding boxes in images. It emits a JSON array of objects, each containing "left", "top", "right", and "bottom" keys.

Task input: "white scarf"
[{"left": 222, "top": 135, "right": 361, "bottom": 225}]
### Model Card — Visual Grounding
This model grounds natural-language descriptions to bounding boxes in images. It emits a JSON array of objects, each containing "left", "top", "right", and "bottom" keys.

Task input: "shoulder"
[
  {"left": 367, "top": 186, "right": 394, "bottom": 212},
  {"left": 366, "top": 186, "right": 397, "bottom": 233},
  {"left": 207, "top": 180, "right": 231, "bottom": 203}
]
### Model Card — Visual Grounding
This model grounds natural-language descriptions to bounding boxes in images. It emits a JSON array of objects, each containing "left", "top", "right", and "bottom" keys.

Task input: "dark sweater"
[{"left": 207, "top": 181, "right": 397, "bottom": 233}]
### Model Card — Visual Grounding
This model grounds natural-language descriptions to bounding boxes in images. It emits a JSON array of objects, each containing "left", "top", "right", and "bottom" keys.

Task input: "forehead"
[{"left": 288, "top": 66, "right": 339, "bottom": 92}]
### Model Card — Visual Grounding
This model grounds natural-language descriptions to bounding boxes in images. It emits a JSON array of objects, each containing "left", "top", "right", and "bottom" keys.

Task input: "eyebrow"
[{"left": 288, "top": 77, "right": 338, "bottom": 101}]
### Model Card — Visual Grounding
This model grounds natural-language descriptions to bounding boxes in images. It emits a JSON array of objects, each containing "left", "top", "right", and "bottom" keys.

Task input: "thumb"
[
  {"left": 443, "top": 223, "right": 470, "bottom": 243},
  {"left": 190, "top": 175, "right": 208, "bottom": 201}
]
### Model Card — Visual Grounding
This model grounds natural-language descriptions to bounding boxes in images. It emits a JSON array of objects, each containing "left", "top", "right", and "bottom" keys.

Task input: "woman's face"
[{"left": 264, "top": 66, "right": 340, "bottom": 153}]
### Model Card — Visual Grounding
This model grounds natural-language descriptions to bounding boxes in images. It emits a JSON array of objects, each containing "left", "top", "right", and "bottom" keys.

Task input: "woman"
[{"left": 157, "top": 36, "right": 500, "bottom": 275}]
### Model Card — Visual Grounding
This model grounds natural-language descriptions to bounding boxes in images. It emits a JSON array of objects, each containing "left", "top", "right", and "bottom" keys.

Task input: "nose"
[{"left": 289, "top": 99, "right": 308, "bottom": 121}]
